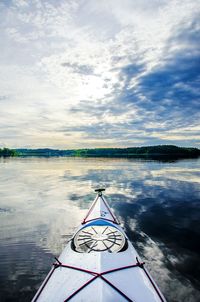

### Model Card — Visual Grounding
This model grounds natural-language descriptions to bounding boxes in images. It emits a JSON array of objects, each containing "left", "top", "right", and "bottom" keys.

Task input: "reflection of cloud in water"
[
  {"left": 117, "top": 204, "right": 200, "bottom": 302},
  {"left": 124, "top": 218, "right": 199, "bottom": 302},
  {"left": 152, "top": 167, "right": 200, "bottom": 184},
  {"left": 138, "top": 233, "right": 198, "bottom": 302},
  {"left": 0, "top": 157, "right": 200, "bottom": 301},
  {"left": 0, "top": 240, "right": 54, "bottom": 301}
]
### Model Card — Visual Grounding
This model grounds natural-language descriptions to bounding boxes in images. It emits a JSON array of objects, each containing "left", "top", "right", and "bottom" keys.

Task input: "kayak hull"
[{"left": 32, "top": 192, "right": 166, "bottom": 302}]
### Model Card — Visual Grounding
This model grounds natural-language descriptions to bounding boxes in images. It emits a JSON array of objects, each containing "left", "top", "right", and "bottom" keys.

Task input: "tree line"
[
  {"left": 0, "top": 148, "right": 18, "bottom": 157},
  {"left": 1, "top": 145, "right": 200, "bottom": 159}
]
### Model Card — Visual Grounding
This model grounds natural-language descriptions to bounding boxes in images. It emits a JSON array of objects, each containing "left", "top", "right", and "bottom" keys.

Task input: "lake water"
[{"left": 0, "top": 157, "right": 200, "bottom": 302}]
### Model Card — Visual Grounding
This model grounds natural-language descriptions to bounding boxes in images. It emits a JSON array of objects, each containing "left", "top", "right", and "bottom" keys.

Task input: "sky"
[{"left": 0, "top": 0, "right": 200, "bottom": 149}]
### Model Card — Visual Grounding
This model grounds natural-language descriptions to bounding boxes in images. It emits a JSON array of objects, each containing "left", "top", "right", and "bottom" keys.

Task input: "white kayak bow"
[{"left": 32, "top": 189, "right": 166, "bottom": 302}]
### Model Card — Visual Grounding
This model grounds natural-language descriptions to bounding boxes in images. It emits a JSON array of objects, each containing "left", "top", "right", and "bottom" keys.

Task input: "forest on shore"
[
  {"left": 1, "top": 145, "right": 199, "bottom": 159},
  {"left": 0, "top": 148, "right": 18, "bottom": 157}
]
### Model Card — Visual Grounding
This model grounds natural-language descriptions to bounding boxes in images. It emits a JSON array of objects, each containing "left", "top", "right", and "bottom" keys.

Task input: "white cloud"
[{"left": 0, "top": 0, "right": 199, "bottom": 148}]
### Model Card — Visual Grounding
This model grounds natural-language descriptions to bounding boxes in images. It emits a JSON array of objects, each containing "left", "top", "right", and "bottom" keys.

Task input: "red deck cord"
[
  {"left": 82, "top": 196, "right": 98, "bottom": 224},
  {"left": 101, "top": 195, "right": 118, "bottom": 223},
  {"left": 142, "top": 266, "right": 165, "bottom": 302},
  {"left": 82, "top": 195, "right": 118, "bottom": 224},
  {"left": 33, "top": 257, "right": 165, "bottom": 302},
  {"left": 61, "top": 261, "right": 140, "bottom": 302},
  {"left": 61, "top": 258, "right": 165, "bottom": 302},
  {"left": 32, "top": 266, "right": 56, "bottom": 302}
]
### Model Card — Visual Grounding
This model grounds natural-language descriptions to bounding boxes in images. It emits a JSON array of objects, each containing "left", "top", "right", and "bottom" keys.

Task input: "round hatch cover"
[{"left": 73, "top": 225, "right": 126, "bottom": 253}]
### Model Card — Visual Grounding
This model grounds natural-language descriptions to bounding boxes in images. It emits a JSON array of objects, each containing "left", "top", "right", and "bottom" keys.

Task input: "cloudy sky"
[{"left": 0, "top": 0, "right": 200, "bottom": 149}]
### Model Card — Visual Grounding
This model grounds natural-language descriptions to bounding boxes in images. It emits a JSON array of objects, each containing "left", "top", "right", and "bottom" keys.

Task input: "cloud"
[
  {"left": 0, "top": 0, "right": 199, "bottom": 148},
  {"left": 61, "top": 62, "right": 95, "bottom": 75}
]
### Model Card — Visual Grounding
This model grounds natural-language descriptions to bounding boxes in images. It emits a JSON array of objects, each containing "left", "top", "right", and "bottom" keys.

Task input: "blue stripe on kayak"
[{"left": 81, "top": 219, "right": 116, "bottom": 229}]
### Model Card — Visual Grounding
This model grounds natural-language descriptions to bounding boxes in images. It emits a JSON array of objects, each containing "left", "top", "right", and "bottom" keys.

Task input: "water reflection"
[{"left": 0, "top": 157, "right": 200, "bottom": 301}]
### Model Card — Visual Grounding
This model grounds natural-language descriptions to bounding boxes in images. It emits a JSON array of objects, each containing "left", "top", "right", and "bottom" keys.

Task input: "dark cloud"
[
  {"left": 1, "top": 0, "right": 199, "bottom": 148},
  {"left": 136, "top": 20, "right": 200, "bottom": 111},
  {"left": 65, "top": 18, "right": 200, "bottom": 145},
  {"left": 138, "top": 54, "right": 200, "bottom": 107},
  {"left": 107, "top": 19, "right": 200, "bottom": 143}
]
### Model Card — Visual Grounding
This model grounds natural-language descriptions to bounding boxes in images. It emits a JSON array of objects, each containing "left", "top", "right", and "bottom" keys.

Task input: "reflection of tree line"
[{"left": 1, "top": 145, "right": 198, "bottom": 159}]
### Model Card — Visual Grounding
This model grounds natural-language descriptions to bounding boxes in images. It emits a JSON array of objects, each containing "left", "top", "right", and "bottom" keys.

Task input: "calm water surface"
[{"left": 0, "top": 157, "right": 200, "bottom": 302}]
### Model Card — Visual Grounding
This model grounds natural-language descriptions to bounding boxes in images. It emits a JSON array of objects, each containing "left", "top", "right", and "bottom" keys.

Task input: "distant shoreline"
[{"left": 1, "top": 145, "right": 200, "bottom": 160}]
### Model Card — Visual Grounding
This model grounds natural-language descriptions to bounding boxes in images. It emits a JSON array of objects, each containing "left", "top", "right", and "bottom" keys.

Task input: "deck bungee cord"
[
  {"left": 32, "top": 189, "right": 166, "bottom": 302},
  {"left": 82, "top": 189, "right": 118, "bottom": 225}
]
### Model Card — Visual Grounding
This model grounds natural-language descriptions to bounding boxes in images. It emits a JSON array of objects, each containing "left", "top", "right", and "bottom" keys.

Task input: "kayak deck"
[{"left": 32, "top": 190, "right": 166, "bottom": 302}]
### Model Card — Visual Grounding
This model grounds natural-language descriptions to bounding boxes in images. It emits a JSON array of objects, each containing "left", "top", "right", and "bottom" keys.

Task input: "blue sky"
[{"left": 0, "top": 0, "right": 199, "bottom": 148}]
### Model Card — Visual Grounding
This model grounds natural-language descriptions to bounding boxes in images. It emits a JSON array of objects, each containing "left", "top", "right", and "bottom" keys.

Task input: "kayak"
[{"left": 32, "top": 189, "right": 166, "bottom": 302}]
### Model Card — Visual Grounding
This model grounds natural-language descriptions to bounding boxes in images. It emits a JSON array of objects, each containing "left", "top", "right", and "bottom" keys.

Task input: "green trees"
[
  {"left": 1, "top": 145, "right": 199, "bottom": 159},
  {"left": 0, "top": 148, "right": 18, "bottom": 157},
  {"left": 69, "top": 145, "right": 200, "bottom": 158}
]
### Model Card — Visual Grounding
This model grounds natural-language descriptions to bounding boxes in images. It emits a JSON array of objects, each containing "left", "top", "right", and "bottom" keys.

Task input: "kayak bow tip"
[{"left": 94, "top": 188, "right": 106, "bottom": 196}]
